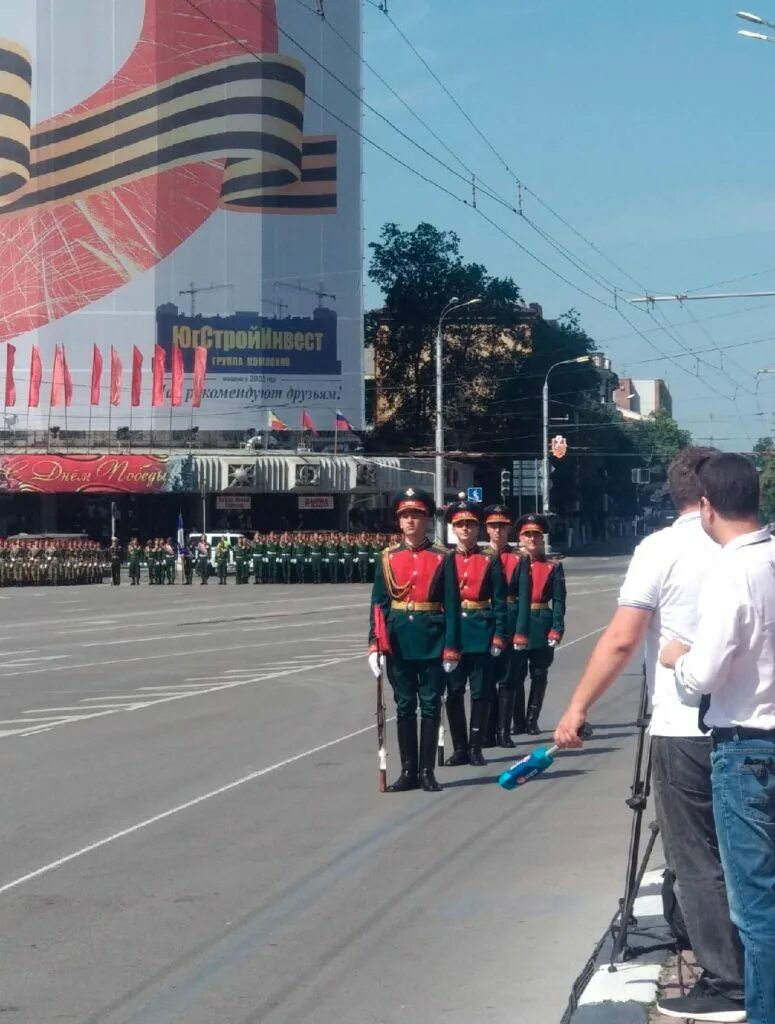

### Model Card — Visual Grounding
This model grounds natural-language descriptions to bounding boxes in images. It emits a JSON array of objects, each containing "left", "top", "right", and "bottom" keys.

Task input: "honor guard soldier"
[
  {"left": 309, "top": 532, "right": 324, "bottom": 583},
  {"left": 512, "top": 514, "right": 566, "bottom": 735},
  {"left": 368, "top": 488, "right": 460, "bottom": 792},
  {"left": 109, "top": 537, "right": 122, "bottom": 586},
  {"left": 444, "top": 500, "right": 509, "bottom": 766},
  {"left": 164, "top": 538, "right": 176, "bottom": 584},
  {"left": 251, "top": 532, "right": 265, "bottom": 584},
  {"left": 482, "top": 504, "right": 530, "bottom": 747}
]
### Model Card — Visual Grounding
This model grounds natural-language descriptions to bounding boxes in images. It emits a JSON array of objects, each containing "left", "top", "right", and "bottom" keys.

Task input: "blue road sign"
[{"left": 467, "top": 486, "right": 483, "bottom": 503}]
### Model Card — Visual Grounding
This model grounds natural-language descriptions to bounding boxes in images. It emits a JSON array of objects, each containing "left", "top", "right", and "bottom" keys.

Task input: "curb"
[{"left": 562, "top": 869, "right": 675, "bottom": 1024}]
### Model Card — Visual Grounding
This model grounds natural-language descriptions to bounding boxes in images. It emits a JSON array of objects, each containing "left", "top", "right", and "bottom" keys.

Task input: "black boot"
[
  {"left": 469, "top": 699, "right": 489, "bottom": 766},
  {"left": 497, "top": 687, "right": 516, "bottom": 747},
  {"left": 418, "top": 717, "right": 442, "bottom": 792},
  {"left": 512, "top": 677, "right": 527, "bottom": 735},
  {"left": 482, "top": 690, "right": 498, "bottom": 748},
  {"left": 526, "top": 672, "right": 548, "bottom": 735},
  {"left": 444, "top": 693, "right": 468, "bottom": 766},
  {"left": 388, "top": 717, "right": 419, "bottom": 792}
]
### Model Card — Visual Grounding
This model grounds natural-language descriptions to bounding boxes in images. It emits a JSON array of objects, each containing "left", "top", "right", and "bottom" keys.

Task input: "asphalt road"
[{"left": 0, "top": 556, "right": 643, "bottom": 1024}]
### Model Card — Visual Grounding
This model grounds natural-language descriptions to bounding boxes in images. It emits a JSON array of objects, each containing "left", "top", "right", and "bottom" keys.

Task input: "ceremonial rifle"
[{"left": 373, "top": 604, "right": 391, "bottom": 793}]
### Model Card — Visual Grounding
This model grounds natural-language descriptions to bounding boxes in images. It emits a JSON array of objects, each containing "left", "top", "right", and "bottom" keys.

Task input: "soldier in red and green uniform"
[
  {"left": 512, "top": 514, "right": 566, "bottom": 735},
  {"left": 482, "top": 504, "right": 530, "bottom": 748},
  {"left": 368, "top": 488, "right": 460, "bottom": 793},
  {"left": 444, "top": 500, "right": 509, "bottom": 767}
]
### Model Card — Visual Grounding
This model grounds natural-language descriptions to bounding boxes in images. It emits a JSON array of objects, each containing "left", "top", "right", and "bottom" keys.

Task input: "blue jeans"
[{"left": 712, "top": 737, "right": 775, "bottom": 1024}]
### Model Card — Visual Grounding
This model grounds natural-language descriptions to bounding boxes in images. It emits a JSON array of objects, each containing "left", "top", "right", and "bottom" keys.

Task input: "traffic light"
[{"left": 500, "top": 469, "right": 511, "bottom": 499}]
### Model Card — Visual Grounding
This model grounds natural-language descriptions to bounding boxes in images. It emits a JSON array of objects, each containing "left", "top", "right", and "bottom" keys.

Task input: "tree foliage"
[
  {"left": 366, "top": 220, "right": 693, "bottom": 522},
  {"left": 753, "top": 437, "right": 775, "bottom": 523}
]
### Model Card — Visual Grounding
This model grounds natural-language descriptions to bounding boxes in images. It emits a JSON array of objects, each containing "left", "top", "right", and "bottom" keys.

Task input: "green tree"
[{"left": 754, "top": 437, "right": 775, "bottom": 522}]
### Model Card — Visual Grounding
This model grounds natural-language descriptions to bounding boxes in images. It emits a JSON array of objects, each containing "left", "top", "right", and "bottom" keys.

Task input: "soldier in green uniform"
[
  {"left": 340, "top": 533, "right": 354, "bottom": 583},
  {"left": 240, "top": 537, "right": 253, "bottom": 583},
  {"left": 180, "top": 540, "right": 194, "bottom": 584},
  {"left": 288, "top": 533, "right": 302, "bottom": 584},
  {"left": 127, "top": 539, "right": 142, "bottom": 584},
  {"left": 109, "top": 537, "right": 122, "bottom": 585},
  {"left": 196, "top": 537, "right": 211, "bottom": 584},
  {"left": 512, "top": 514, "right": 566, "bottom": 735},
  {"left": 369, "top": 488, "right": 461, "bottom": 792},
  {"left": 276, "top": 532, "right": 291, "bottom": 584},
  {"left": 325, "top": 532, "right": 340, "bottom": 584},
  {"left": 444, "top": 500, "right": 509, "bottom": 767},
  {"left": 308, "top": 532, "right": 324, "bottom": 583},
  {"left": 233, "top": 537, "right": 246, "bottom": 584},
  {"left": 251, "top": 532, "right": 265, "bottom": 584},
  {"left": 164, "top": 538, "right": 176, "bottom": 584},
  {"left": 481, "top": 505, "right": 530, "bottom": 747},
  {"left": 355, "top": 532, "right": 370, "bottom": 583},
  {"left": 215, "top": 538, "right": 229, "bottom": 584},
  {"left": 265, "top": 532, "right": 280, "bottom": 584}
]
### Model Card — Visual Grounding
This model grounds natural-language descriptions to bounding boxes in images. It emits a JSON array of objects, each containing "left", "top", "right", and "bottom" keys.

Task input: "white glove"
[
  {"left": 547, "top": 639, "right": 559, "bottom": 648},
  {"left": 514, "top": 643, "right": 527, "bottom": 651},
  {"left": 490, "top": 644, "right": 503, "bottom": 658},
  {"left": 368, "top": 652, "right": 383, "bottom": 678},
  {"left": 442, "top": 659, "right": 457, "bottom": 674}
]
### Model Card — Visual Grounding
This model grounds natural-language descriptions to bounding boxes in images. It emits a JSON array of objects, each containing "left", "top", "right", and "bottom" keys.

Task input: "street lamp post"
[
  {"left": 737, "top": 9, "right": 775, "bottom": 41},
  {"left": 542, "top": 356, "right": 592, "bottom": 517},
  {"left": 435, "top": 296, "right": 482, "bottom": 541}
]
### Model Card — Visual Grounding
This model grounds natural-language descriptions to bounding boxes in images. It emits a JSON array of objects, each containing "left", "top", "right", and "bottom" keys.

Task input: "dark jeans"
[
  {"left": 712, "top": 737, "right": 775, "bottom": 1024},
  {"left": 651, "top": 736, "right": 744, "bottom": 1000}
]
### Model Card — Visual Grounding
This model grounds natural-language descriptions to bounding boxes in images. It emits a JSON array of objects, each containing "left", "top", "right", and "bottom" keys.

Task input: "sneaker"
[{"left": 657, "top": 977, "right": 746, "bottom": 1023}]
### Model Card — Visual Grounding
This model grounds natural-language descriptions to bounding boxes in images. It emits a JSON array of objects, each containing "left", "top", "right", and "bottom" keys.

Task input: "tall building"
[{"left": 614, "top": 378, "right": 673, "bottom": 419}]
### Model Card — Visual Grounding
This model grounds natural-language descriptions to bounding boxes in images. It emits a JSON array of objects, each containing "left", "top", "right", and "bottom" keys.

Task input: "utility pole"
[{"left": 542, "top": 357, "right": 591, "bottom": 516}]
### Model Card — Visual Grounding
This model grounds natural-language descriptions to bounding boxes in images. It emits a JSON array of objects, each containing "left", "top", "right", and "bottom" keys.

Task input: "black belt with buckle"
[{"left": 712, "top": 726, "right": 775, "bottom": 744}]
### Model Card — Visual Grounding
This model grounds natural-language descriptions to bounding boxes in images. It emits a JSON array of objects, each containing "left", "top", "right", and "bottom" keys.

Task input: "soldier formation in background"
[
  {"left": 0, "top": 538, "right": 105, "bottom": 586},
  {"left": 369, "top": 490, "right": 566, "bottom": 793}
]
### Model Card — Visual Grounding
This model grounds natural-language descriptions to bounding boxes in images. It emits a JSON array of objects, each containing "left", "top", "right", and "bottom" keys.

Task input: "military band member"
[
  {"left": 481, "top": 504, "right": 530, "bottom": 747},
  {"left": 109, "top": 537, "right": 122, "bottom": 586},
  {"left": 369, "top": 488, "right": 460, "bottom": 792},
  {"left": 444, "top": 500, "right": 509, "bottom": 767},
  {"left": 512, "top": 514, "right": 566, "bottom": 735},
  {"left": 196, "top": 537, "right": 211, "bottom": 584}
]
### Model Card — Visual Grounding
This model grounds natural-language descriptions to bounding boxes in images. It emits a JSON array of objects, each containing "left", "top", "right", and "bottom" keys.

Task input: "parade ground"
[{"left": 0, "top": 556, "right": 643, "bottom": 1024}]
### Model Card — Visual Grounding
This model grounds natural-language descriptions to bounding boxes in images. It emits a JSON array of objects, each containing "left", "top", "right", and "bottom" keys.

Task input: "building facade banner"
[
  {"left": 0, "top": 0, "right": 362, "bottom": 432},
  {"left": 0, "top": 454, "right": 193, "bottom": 493}
]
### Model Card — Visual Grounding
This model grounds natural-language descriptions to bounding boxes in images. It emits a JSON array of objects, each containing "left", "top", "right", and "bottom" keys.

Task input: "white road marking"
[
  {"left": 0, "top": 718, "right": 380, "bottom": 897},
  {"left": 2, "top": 651, "right": 364, "bottom": 739}
]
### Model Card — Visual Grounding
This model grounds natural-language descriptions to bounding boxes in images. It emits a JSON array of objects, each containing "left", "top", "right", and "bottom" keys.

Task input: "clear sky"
[{"left": 360, "top": 0, "right": 775, "bottom": 451}]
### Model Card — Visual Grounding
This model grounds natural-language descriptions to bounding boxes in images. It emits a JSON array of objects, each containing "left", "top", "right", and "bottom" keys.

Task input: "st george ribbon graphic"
[{"left": 0, "top": 0, "right": 337, "bottom": 343}]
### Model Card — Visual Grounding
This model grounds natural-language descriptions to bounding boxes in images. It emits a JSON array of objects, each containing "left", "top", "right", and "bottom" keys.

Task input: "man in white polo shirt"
[
  {"left": 555, "top": 447, "right": 745, "bottom": 1023},
  {"left": 661, "top": 452, "right": 775, "bottom": 1024}
]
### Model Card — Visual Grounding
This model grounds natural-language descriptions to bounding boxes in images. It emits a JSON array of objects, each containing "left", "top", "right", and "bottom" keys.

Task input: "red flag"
[
  {"left": 5, "top": 344, "right": 16, "bottom": 408},
  {"left": 62, "top": 347, "right": 73, "bottom": 407},
  {"left": 301, "top": 409, "right": 319, "bottom": 435},
  {"left": 90, "top": 345, "right": 103, "bottom": 406},
  {"left": 131, "top": 346, "right": 143, "bottom": 407},
  {"left": 192, "top": 346, "right": 207, "bottom": 408},
  {"left": 50, "top": 346, "right": 64, "bottom": 407},
  {"left": 152, "top": 345, "right": 165, "bottom": 407},
  {"left": 28, "top": 346, "right": 42, "bottom": 408},
  {"left": 171, "top": 346, "right": 183, "bottom": 407},
  {"left": 110, "top": 347, "right": 122, "bottom": 406}
]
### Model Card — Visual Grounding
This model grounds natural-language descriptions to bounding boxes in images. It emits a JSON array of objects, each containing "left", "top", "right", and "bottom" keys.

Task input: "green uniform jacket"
[
  {"left": 369, "top": 540, "right": 461, "bottom": 661},
  {"left": 483, "top": 545, "right": 530, "bottom": 641},
  {"left": 515, "top": 557, "right": 566, "bottom": 650},
  {"left": 453, "top": 549, "right": 509, "bottom": 654}
]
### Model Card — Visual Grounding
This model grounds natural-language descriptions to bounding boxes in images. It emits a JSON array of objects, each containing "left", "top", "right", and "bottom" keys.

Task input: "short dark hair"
[
  {"left": 697, "top": 452, "right": 760, "bottom": 518},
  {"left": 667, "top": 445, "right": 720, "bottom": 510}
]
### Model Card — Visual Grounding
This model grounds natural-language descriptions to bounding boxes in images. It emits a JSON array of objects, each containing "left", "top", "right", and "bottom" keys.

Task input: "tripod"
[{"left": 608, "top": 664, "right": 668, "bottom": 967}]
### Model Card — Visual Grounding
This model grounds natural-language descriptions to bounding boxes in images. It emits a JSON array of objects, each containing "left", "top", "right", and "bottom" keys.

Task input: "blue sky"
[{"left": 359, "top": 0, "right": 775, "bottom": 450}]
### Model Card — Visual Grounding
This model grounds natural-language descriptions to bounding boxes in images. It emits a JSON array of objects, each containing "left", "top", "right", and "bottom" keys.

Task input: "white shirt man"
[{"left": 555, "top": 447, "right": 745, "bottom": 1023}]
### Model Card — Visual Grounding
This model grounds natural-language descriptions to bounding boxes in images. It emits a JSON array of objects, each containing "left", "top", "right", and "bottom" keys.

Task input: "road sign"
[
  {"left": 551, "top": 435, "right": 568, "bottom": 459},
  {"left": 511, "top": 460, "right": 542, "bottom": 497},
  {"left": 467, "top": 486, "right": 483, "bottom": 503},
  {"left": 631, "top": 468, "right": 650, "bottom": 485}
]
